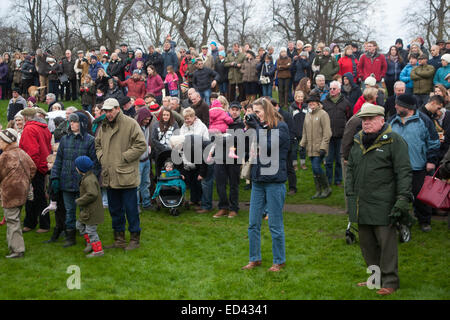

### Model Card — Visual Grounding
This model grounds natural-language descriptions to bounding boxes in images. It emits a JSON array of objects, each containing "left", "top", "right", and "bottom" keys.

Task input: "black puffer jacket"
[
  {"left": 107, "top": 60, "right": 125, "bottom": 80},
  {"left": 322, "top": 94, "right": 352, "bottom": 138}
]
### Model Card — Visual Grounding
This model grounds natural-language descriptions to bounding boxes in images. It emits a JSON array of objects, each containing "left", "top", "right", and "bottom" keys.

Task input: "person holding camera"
[{"left": 241, "top": 97, "right": 290, "bottom": 272}]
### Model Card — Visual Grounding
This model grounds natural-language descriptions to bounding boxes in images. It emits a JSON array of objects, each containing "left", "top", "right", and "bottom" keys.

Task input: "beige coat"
[
  {"left": 0, "top": 144, "right": 36, "bottom": 208},
  {"left": 224, "top": 52, "right": 246, "bottom": 84},
  {"left": 299, "top": 106, "right": 332, "bottom": 157},
  {"left": 95, "top": 110, "right": 147, "bottom": 189}
]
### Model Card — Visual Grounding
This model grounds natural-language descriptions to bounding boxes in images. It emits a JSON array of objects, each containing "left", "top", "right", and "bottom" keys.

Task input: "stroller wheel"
[
  {"left": 184, "top": 201, "right": 190, "bottom": 210},
  {"left": 170, "top": 208, "right": 179, "bottom": 216},
  {"left": 399, "top": 224, "right": 411, "bottom": 243}
]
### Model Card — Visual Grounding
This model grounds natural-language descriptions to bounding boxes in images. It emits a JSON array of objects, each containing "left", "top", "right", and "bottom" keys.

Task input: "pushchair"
[
  {"left": 152, "top": 149, "right": 186, "bottom": 216},
  {"left": 345, "top": 221, "right": 412, "bottom": 245}
]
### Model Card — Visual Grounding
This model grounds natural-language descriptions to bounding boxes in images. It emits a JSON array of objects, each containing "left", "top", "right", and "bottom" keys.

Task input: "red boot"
[
  {"left": 86, "top": 241, "right": 104, "bottom": 258},
  {"left": 0, "top": 216, "right": 5, "bottom": 226},
  {"left": 83, "top": 234, "right": 92, "bottom": 253}
]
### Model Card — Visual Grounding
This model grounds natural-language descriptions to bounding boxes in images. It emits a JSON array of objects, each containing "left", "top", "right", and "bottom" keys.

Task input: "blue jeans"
[
  {"left": 310, "top": 156, "right": 324, "bottom": 175},
  {"left": 325, "top": 137, "right": 342, "bottom": 184},
  {"left": 63, "top": 191, "right": 79, "bottom": 230},
  {"left": 219, "top": 82, "right": 228, "bottom": 96},
  {"left": 199, "top": 89, "right": 212, "bottom": 105},
  {"left": 261, "top": 84, "right": 272, "bottom": 97},
  {"left": 201, "top": 164, "right": 214, "bottom": 210},
  {"left": 248, "top": 182, "right": 286, "bottom": 264},
  {"left": 137, "top": 159, "right": 152, "bottom": 208},
  {"left": 107, "top": 188, "right": 141, "bottom": 233}
]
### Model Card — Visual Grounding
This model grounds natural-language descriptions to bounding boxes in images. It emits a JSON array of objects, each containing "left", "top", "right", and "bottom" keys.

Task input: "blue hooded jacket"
[{"left": 342, "top": 72, "right": 362, "bottom": 108}]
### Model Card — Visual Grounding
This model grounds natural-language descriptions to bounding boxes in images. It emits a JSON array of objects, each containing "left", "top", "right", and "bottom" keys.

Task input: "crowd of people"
[{"left": 0, "top": 34, "right": 449, "bottom": 296}]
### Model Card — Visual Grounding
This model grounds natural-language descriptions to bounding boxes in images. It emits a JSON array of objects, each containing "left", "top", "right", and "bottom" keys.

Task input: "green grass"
[
  {"left": 0, "top": 98, "right": 448, "bottom": 300},
  {"left": 0, "top": 208, "right": 448, "bottom": 299}
]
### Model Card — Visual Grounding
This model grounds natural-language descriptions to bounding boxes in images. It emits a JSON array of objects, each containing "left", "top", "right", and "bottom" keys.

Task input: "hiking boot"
[
  {"left": 318, "top": 174, "right": 332, "bottom": 198},
  {"left": 6, "top": 252, "right": 24, "bottom": 259},
  {"left": 63, "top": 229, "right": 76, "bottom": 248},
  {"left": 311, "top": 175, "right": 322, "bottom": 199},
  {"left": 104, "top": 231, "right": 127, "bottom": 249},
  {"left": 86, "top": 241, "right": 104, "bottom": 258},
  {"left": 228, "top": 211, "right": 238, "bottom": 218},
  {"left": 125, "top": 232, "right": 140, "bottom": 251}
]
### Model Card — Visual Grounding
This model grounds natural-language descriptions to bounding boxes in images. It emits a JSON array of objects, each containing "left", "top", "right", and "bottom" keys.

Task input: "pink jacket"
[
  {"left": 209, "top": 107, "right": 233, "bottom": 133},
  {"left": 164, "top": 72, "right": 179, "bottom": 91}
]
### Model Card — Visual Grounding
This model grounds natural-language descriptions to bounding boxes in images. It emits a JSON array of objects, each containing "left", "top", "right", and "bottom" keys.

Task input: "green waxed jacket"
[{"left": 345, "top": 124, "right": 412, "bottom": 225}]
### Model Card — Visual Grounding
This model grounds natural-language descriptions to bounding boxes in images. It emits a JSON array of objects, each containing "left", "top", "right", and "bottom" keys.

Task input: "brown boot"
[
  {"left": 104, "top": 231, "right": 127, "bottom": 249},
  {"left": 213, "top": 209, "right": 228, "bottom": 218},
  {"left": 125, "top": 232, "right": 140, "bottom": 251}
]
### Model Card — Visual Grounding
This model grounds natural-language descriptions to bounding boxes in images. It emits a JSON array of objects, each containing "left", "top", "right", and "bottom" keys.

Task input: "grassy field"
[{"left": 0, "top": 98, "right": 448, "bottom": 300}]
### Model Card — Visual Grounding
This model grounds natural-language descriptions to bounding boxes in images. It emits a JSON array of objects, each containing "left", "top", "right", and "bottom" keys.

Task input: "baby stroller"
[
  {"left": 153, "top": 149, "right": 186, "bottom": 216},
  {"left": 345, "top": 220, "right": 412, "bottom": 245}
]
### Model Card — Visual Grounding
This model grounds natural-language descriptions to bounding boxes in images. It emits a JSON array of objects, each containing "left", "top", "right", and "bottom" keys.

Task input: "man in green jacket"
[
  {"left": 411, "top": 54, "right": 435, "bottom": 107},
  {"left": 95, "top": 98, "right": 147, "bottom": 250},
  {"left": 346, "top": 103, "right": 412, "bottom": 296},
  {"left": 224, "top": 43, "right": 246, "bottom": 102}
]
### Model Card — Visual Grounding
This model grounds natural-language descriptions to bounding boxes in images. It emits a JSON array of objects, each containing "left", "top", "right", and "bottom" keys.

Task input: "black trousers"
[
  {"left": 215, "top": 163, "right": 241, "bottom": 212},
  {"left": 184, "top": 168, "right": 202, "bottom": 204},
  {"left": 62, "top": 79, "right": 78, "bottom": 101},
  {"left": 24, "top": 171, "right": 50, "bottom": 230},
  {"left": 50, "top": 189, "right": 66, "bottom": 231},
  {"left": 287, "top": 147, "right": 297, "bottom": 192},
  {"left": 412, "top": 170, "right": 432, "bottom": 224}
]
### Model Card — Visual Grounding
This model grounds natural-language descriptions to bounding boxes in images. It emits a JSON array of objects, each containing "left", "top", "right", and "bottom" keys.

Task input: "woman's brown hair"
[
  {"left": 252, "top": 97, "right": 283, "bottom": 129},
  {"left": 295, "top": 77, "right": 311, "bottom": 98},
  {"left": 159, "top": 107, "right": 175, "bottom": 132}
]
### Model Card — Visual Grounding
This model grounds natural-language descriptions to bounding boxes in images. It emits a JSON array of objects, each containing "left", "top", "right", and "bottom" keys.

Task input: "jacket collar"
[{"left": 354, "top": 124, "right": 393, "bottom": 154}]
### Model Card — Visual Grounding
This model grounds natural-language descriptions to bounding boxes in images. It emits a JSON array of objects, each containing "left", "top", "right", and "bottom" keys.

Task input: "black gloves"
[{"left": 319, "top": 149, "right": 326, "bottom": 158}]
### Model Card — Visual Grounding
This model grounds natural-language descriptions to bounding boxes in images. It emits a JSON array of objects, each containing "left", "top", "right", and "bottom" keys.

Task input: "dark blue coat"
[
  {"left": 162, "top": 50, "right": 178, "bottom": 78},
  {"left": 292, "top": 58, "right": 310, "bottom": 82},
  {"left": 385, "top": 56, "right": 405, "bottom": 82},
  {"left": 256, "top": 61, "right": 276, "bottom": 83},
  {"left": 251, "top": 121, "right": 290, "bottom": 184}
]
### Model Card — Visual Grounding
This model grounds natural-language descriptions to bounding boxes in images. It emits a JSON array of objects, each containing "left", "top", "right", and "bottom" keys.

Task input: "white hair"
[
  {"left": 316, "top": 74, "right": 325, "bottom": 81},
  {"left": 330, "top": 80, "right": 341, "bottom": 89},
  {"left": 296, "top": 40, "right": 304, "bottom": 47},
  {"left": 394, "top": 81, "right": 406, "bottom": 89}
]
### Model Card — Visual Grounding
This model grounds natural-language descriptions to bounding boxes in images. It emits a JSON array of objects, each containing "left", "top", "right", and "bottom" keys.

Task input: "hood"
[
  {"left": 69, "top": 111, "right": 90, "bottom": 136},
  {"left": 26, "top": 118, "right": 49, "bottom": 128},
  {"left": 343, "top": 72, "right": 358, "bottom": 88},
  {"left": 136, "top": 107, "right": 152, "bottom": 126}
]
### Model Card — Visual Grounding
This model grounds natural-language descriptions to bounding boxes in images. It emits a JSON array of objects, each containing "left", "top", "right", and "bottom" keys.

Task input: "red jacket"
[
  {"left": 338, "top": 56, "right": 359, "bottom": 82},
  {"left": 353, "top": 95, "right": 367, "bottom": 115},
  {"left": 357, "top": 53, "right": 387, "bottom": 82},
  {"left": 118, "top": 78, "right": 146, "bottom": 99},
  {"left": 19, "top": 120, "right": 52, "bottom": 174}
]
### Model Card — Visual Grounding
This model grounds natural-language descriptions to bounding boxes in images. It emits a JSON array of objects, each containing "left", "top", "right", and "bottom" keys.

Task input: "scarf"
[
  {"left": 343, "top": 83, "right": 352, "bottom": 93},
  {"left": 388, "top": 55, "right": 399, "bottom": 63},
  {"left": 362, "top": 124, "right": 387, "bottom": 149}
]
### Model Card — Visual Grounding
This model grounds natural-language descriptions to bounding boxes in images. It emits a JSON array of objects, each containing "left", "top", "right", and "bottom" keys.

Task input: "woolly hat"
[
  {"left": 395, "top": 38, "right": 403, "bottom": 45},
  {"left": 12, "top": 87, "right": 21, "bottom": 94},
  {"left": 149, "top": 103, "right": 161, "bottom": 114},
  {"left": 27, "top": 96, "right": 37, "bottom": 104},
  {"left": 210, "top": 41, "right": 217, "bottom": 47},
  {"left": 0, "top": 128, "right": 18, "bottom": 144},
  {"left": 218, "top": 51, "right": 226, "bottom": 57},
  {"left": 323, "top": 47, "right": 331, "bottom": 53},
  {"left": 441, "top": 53, "right": 450, "bottom": 64},
  {"left": 75, "top": 156, "right": 93, "bottom": 173},
  {"left": 364, "top": 76, "right": 377, "bottom": 87},
  {"left": 180, "top": 82, "right": 189, "bottom": 89},
  {"left": 246, "top": 50, "right": 256, "bottom": 58},
  {"left": 329, "top": 43, "right": 337, "bottom": 51},
  {"left": 396, "top": 94, "right": 417, "bottom": 110}
]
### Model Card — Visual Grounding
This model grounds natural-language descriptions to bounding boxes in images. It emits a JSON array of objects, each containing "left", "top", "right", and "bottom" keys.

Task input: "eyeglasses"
[{"left": 330, "top": 87, "right": 339, "bottom": 90}]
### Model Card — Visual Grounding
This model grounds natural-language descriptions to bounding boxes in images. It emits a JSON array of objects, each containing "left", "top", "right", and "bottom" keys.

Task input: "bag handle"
[{"left": 432, "top": 166, "right": 441, "bottom": 180}]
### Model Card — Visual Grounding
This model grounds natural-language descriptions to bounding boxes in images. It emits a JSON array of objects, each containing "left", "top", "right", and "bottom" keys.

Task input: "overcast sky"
[{"left": 1, "top": 0, "right": 414, "bottom": 51}]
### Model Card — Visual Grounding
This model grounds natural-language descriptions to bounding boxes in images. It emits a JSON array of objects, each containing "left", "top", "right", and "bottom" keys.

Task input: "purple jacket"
[{"left": 0, "top": 62, "right": 8, "bottom": 84}]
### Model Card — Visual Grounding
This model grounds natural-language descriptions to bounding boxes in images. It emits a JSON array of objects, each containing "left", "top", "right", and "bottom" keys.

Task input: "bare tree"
[
  {"left": 405, "top": 0, "right": 449, "bottom": 48},
  {"left": 76, "top": 0, "right": 136, "bottom": 51},
  {"left": 273, "top": 0, "right": 374, "bottom": 46},
  {"left": 16, "top": 0, "right": 51, "bottom": 51}
]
